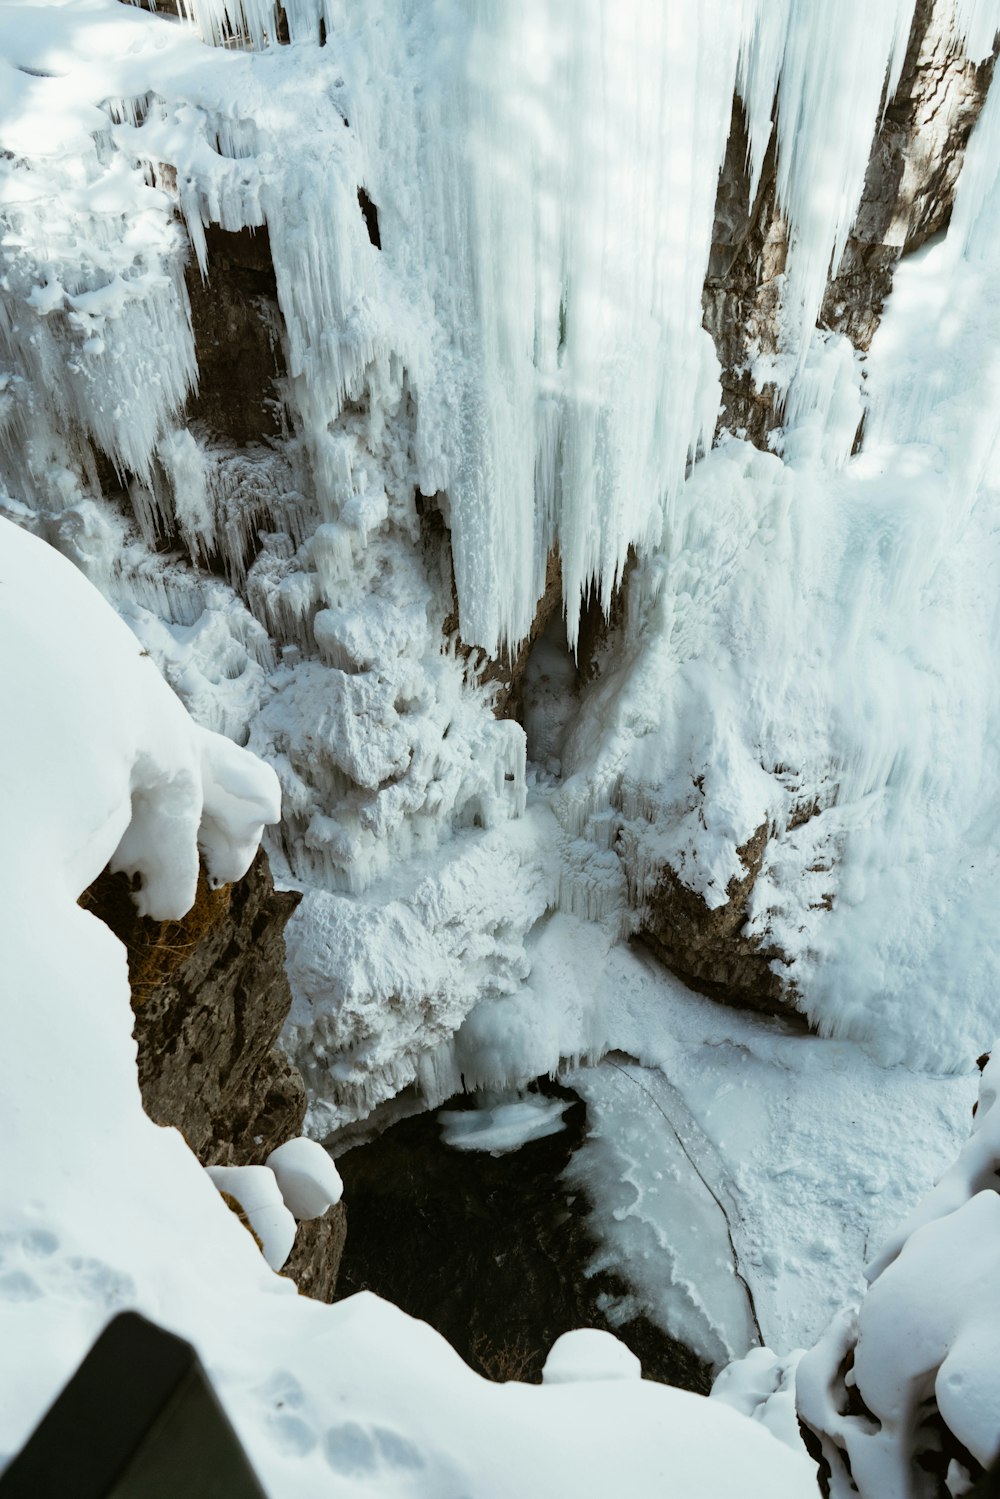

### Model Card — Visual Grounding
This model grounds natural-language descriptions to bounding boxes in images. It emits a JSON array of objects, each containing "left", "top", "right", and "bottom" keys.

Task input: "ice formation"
[
  {"left": 0, "top": 515, "right": 820, "bottom": 1499},
  {"left": 438, "top": 1093, "right": 569, "bottom": 1156},
  {"left": 0, "top": 0, "right": 962, "bottom": 647},
  {"left": 5, "top": 0, "right": 1000, "bottom": 1466},
  {"left": 4, "top": 0, "right": 1000, "bottom": 1104}
]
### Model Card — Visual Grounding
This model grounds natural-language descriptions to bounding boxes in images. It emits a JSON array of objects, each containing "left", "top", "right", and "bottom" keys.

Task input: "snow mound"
[
  {"left": 266, "top": 1138, "right": 343, "bottom": 1221},
  {"left": 1, "top": 517, "right": 279, "bottom": 916},
  {"left": 206, "top": 1165, "right": 297, "bottom": 1272},
  {"left": 542, "top": 1328, "right": 642, "bottom": 1386}
]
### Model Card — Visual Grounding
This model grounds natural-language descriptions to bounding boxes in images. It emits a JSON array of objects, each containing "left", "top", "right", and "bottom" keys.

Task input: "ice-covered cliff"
[{"left": 4, "top": 0, "right": 1000, "bottom": 1411}]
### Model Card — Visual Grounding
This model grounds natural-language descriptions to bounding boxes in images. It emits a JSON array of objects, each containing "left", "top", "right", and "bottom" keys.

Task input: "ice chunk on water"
[{"left": 438, "top": 1093, "right": 568, "bottom": 1156}]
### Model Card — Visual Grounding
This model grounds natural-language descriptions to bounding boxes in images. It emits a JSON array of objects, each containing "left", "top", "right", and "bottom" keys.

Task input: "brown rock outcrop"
[
  {"left": 635, "top": 823, "right": 798, "bottom": 1019},
  {"left": 81, "top": 851, "right": 346, "bottom": 1300}
]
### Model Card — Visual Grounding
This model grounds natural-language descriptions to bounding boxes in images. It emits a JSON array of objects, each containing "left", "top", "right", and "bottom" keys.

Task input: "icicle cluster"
[{"left": 17, "top": 0, "right": 970, "bottom": 654}]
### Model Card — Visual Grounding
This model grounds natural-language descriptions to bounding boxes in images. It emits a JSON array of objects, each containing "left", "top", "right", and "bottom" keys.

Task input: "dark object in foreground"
[{"left": 0, "top": 1310, "right": 266, "bottom": 1499}]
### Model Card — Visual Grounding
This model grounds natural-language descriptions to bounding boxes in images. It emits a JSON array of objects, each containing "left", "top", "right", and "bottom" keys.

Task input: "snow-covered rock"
[
  {"left": 206, "top": 1165, "right": 297, "bottom": 1272},
  {"left": 798, "top": 1051, "right": 1000, "bottom": 1497}
]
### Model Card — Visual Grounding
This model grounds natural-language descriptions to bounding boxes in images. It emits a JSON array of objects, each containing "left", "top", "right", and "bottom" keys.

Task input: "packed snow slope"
[
  {"left": 0, "top": 517, "right": 819, "bottom": 1498},
  {"left": 3, "top": 0, "right": 1000, "bottom": 1390}
]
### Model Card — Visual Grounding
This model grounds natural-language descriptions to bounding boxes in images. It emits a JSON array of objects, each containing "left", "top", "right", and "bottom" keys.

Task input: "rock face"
[
  {"left": 704, "top": 0, "right": 997, "bottom": 447},
  {"left": 636, "top": 825, "right": 795, "bottom": 1019},
  {"left": 184, "top": 223, "right": 287, "bottom": 447},
  {"left": 82, "top": 852, "right": 346, "bottom": 1301}
]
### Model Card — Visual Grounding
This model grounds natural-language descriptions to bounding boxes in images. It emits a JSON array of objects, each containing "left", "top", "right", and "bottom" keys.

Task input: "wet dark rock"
[
  {"left": 281, "top": 1211, "right": 348, "bottom": 1304},
  {"left": 81, "top": 850, "right": 346, "bottom": 1302},
  {"left": 184, "top": 223, "right": 287, "bottom": 446}
]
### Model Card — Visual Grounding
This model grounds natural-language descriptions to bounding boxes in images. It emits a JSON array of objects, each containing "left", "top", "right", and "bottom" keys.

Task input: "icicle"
[
  {"left": 947, "top": 48, "right": 1000, "bottom": 263},
  {"left": 767, "top": 0, "right": 917, "bottom": 376},
  {"left": 738, "top": 0, "right": 792, "bottom": 204},
  {"left": 775, "top": 331, "right": 865, "bottom": 470},
  {"left": 952, "top": 0, "right": 1000, "bottom": 60}
]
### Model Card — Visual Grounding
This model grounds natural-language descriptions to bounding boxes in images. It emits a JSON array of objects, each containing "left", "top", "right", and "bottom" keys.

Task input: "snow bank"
[
  {"left": 797, "top": 1052, "right": 1000, "bottom": 1497},
  {"left": 0, "top": 521, "right": 819, "bottom": 1497},
  {"left": 1, "top": 517, "right": 279, "bottom": 914}
]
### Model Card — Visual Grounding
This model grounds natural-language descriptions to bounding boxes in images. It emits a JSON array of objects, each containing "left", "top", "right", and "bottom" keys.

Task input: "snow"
[
  {"left": 557, "top": 953, "right": 974, "bottom": 1368},
  {"left": 0, "top": 0, "right": 937, "bottom": 651},
  {"left": 205, "top": 1165, "right": 297, "bottom": 1271},
  {"left": 711, "top": 1347, "right": 807, "bottom": 1456},
  {"left": 551, "top": 57, "right": 1000, "bottom": 1068},
  {"left": 0, "top": 515, "right": 819, "bottom": 1498},
  {"left": 797, "top": 1053, "right": 1000, "bottom": 1497},
  {"left": 4, "top": 0, "right": 999, "bottom": 1102},
  {"left": 541, "top": 1328, "right": 642, "bottom": 1386},
  {"left": 266, "top": 1138, "right": 343, "bottom": 1220},
  {"left": 4, "top": 1, "right": 1000, "bottom": 1489},
  {"left": 1, "top": 517, "right": 279, "bottom": 913}
]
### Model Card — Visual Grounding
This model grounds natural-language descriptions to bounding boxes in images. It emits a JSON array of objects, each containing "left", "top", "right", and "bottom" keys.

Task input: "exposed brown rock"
[
  {"left": 81, "top": 850, "right": 346, "bottom": 1302},
  {"left": 281, "top": 1212, "right": 347, "bottom": 1303},
  {"left": 822, "top": 0, "right": 997, "bottom": 352},
  {"left": 636, "top": 823, "right": 800, "bottom": 1019},
  {"left": 703, "top": 104, "right": 788, "bottom": 451}
]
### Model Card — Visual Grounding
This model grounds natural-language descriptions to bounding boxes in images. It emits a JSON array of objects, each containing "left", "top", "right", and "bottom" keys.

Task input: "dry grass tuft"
[{"left": 79, "top": 866, "right": 233, "bottom": 1007}]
